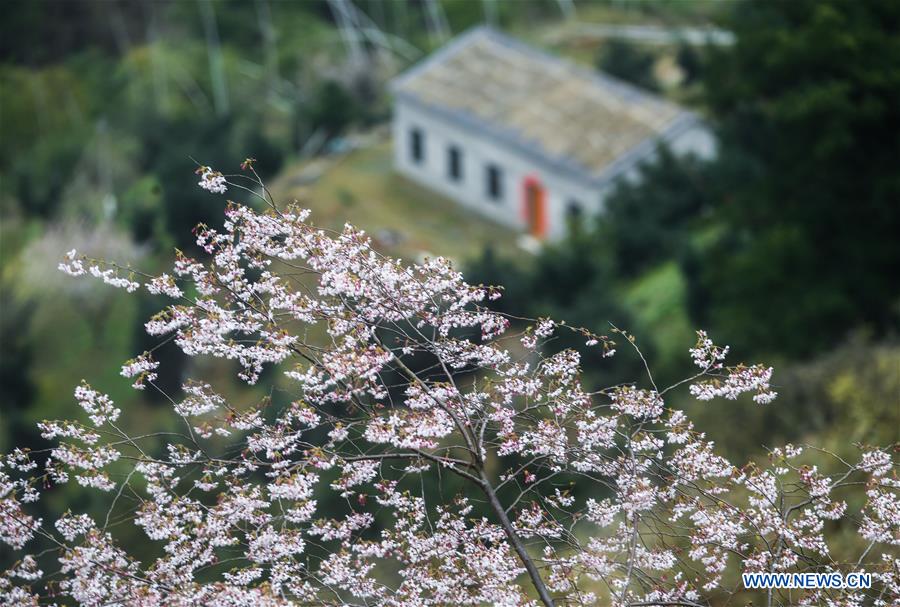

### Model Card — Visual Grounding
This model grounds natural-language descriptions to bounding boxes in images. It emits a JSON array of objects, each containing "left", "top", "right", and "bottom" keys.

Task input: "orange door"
[{"left": 523, "top": 176, "right": 547, "bottom": 238}]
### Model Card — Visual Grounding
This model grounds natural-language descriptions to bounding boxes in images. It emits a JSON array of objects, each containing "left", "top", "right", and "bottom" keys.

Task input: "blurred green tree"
[
  {"left": 596, "top": 39, "right": 659, "bottom": 92},
  {"left": 467, "top": 232, "right": 645, "bottom": 390},
  {"left": 675, "top": 43, "right": 702, "bottom": 85},
  {"left": 600, "top": 147, "right": 712, "bottom": 278},
  {"left": 306, "top": 80, "right": 361, "bottom": 138},
  {"left": 690, "top": 0, "right": 900, "bottom": 356}
]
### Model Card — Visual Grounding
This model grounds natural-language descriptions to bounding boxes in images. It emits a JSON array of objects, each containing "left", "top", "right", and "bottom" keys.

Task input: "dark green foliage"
[
  {"left": 135, "top": 111, "right": 283, "bottom": 251},
  {"left": 467, "top": 235, "right": 645, "bottom": 390},
  {"left": 691, "top": 0, "right": 900, "bottom": 357},
  {"left": 117, "top": 176, "right": 166, "bottom": 245},
  {"left": 0, "top": 0, "right": 137, "bottom": 65},
  {"left": 9, "top": 135, "right": 86, "bottom": 218},
  {"left": 601, "top": 147, "right": 711, "bottom": 278},
  {"left": 306, "top": 80, "right": 362, "bottom": 137},
  {"left": 596, "top": 39, "right": 659, "bottom": 92},
  {"left": 675, "top": 43, "right": 702, "bottom": 85},
  {"left": 0, "top": 290, "right": 36, "bottom": 452}
]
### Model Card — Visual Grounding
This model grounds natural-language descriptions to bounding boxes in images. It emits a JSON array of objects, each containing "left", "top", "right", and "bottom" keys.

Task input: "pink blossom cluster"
[
  {"left": 120, "top": 352, "right": 159, "bottom": 390},
  {"left": 197, "top": 167, "right": 228, "bottom": 194},
  {"left": 1, "top": 166, "right": 896, "bottom": 607}
]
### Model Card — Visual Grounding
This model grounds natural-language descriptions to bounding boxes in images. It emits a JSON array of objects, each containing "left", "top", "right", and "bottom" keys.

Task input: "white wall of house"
[
  {"left": 393, "top": 100, "right": 715, "bottom": 241},
  {"left": 393, "top": 100, "right": 599, "bottom": 240},
  {"left": 669, "top": 124, "right": 717, "bottom": 160}
]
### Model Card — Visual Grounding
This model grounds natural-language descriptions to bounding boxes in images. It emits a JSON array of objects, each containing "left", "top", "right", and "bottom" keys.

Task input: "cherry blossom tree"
[{"left": 2, "top": 163, "right": 898, "bottom": 606}]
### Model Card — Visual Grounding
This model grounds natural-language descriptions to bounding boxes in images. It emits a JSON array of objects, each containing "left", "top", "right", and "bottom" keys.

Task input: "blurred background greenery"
[{"left": 1, "top": 0, "right": 898, "bottom": 596}]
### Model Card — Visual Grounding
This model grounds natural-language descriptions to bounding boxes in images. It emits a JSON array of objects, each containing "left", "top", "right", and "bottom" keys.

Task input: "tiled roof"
[{"left": 392, "top": 27, "right": 698, "bottom": 185}]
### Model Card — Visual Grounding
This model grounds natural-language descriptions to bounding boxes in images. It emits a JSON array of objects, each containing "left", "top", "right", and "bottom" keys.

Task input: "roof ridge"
[{"left": 394, "top": 23, "right": 689, "bottom": 112}]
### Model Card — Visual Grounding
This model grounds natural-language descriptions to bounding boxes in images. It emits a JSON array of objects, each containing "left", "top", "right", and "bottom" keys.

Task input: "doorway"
[{"left": 522, "top": 176, "right": 547, "bottom": 238}]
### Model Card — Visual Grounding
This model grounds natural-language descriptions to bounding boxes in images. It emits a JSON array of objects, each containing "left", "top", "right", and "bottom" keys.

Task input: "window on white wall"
[
  {"left": 566, "top": 199, "right": 583, "bottom": 219},
  {"left": 566, "top": 199, "right": 584, "bottom": 232},
  {"left": 410, "top": 128, "right": 424, "bottom": 164},
  {"left": 486, "top": 164, "right": 503, "bottom": 202},
  {"left": 447, "top": 145, "right": 462, "bottom": 182}
]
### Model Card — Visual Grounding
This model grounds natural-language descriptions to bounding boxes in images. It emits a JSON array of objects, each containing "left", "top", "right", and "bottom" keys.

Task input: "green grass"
[
  {"left": 271, "top": 141, "right": 521, "bottom": 265},
  {"left": 621, "top": 260, "right": 694, "bottom": 367}
]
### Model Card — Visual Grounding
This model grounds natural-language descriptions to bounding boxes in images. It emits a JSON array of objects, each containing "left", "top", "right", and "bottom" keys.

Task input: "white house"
[{"left": 391, "top": 26, "right": 715, "bottom": 241}]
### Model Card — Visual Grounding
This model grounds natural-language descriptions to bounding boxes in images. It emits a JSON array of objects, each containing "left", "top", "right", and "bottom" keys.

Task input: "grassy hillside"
[
  {"left": 621, "top": 260, "right": 693, "bottom": 369},
  {"left": 271, "top": 140, "right": 521, "bottom": 264}
]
